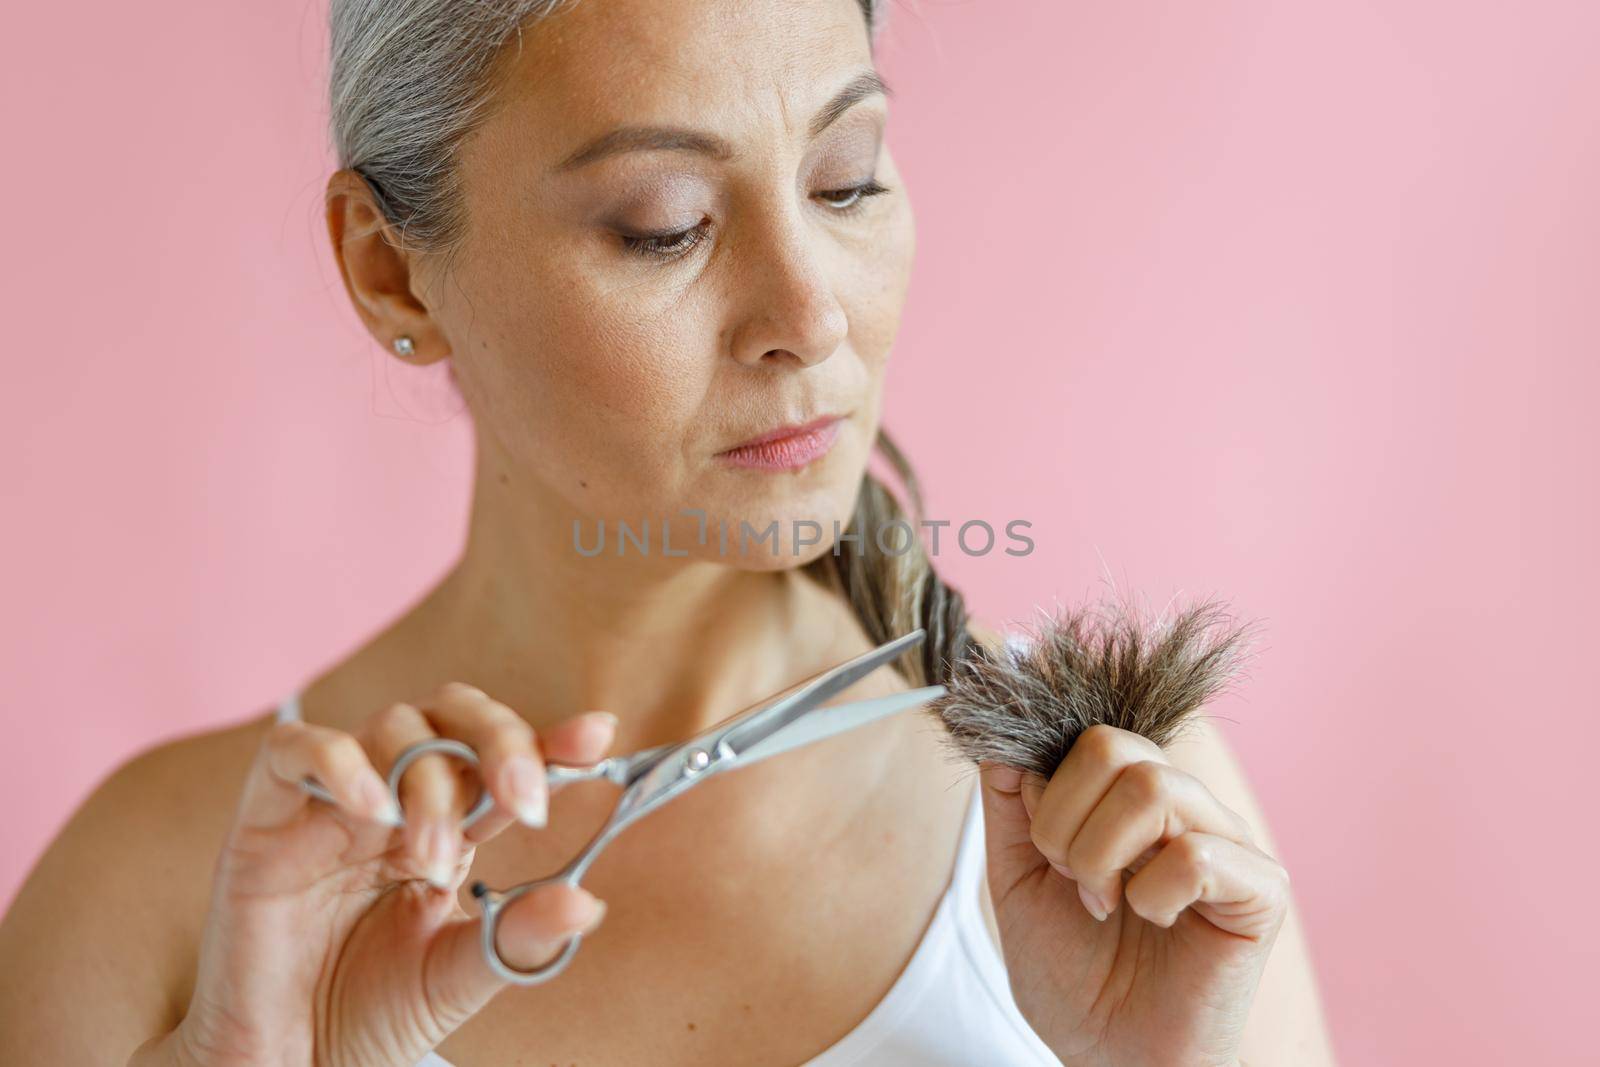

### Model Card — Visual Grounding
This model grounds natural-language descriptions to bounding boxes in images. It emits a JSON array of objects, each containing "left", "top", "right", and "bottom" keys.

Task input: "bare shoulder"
[
  {"left": 1163, "top": 717, "right": 1340, "bottom": 1064},
  {"left": 1162, "top": 715, "right": 1281, "bottom": 851},
  {"left": 958, "top": 614, "right": 1011, "bottom": 955},
  {"left": 0, "top": 709, "right": 274, "bottom": 1063}
]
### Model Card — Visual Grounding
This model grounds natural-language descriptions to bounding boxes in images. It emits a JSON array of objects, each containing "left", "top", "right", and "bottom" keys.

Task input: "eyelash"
[{"left": 620, "top": 179, "right": 892, "bottom": 261}]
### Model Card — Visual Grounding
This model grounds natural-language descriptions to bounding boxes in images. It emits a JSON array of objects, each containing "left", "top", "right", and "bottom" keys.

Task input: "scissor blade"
[
  {"left": 733, "top": 685, "right": 947, "bottom": 769},
  {"left": 550, "top": 632, "right": 926, "bottom": 793},
  {"left": 718, "top": 629, "right": 927, "bottom": 757}
]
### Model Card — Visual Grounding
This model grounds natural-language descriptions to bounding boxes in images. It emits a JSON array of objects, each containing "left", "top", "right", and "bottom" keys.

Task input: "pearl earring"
[{"left": 392, "top": 336, "right": 415, "bottom": 357}]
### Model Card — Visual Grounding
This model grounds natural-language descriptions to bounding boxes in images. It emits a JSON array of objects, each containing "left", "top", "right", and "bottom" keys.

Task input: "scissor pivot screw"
[{"left": 684, "top": 748, "right": 711, "bottom": 774}]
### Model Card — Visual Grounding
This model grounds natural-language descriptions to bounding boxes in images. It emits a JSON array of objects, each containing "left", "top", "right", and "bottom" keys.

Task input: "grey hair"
[
  {"left": 328, "top": 0, "right": 886, "bottom": 267},
  {"left": 931, "top": 595, "right": 1262, "bottom": 777}
]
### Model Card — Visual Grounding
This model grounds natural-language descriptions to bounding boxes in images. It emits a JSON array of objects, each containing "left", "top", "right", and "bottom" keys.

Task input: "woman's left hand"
[{"left": 978, "top": 724, "right": 1291, "bottom": 1067}]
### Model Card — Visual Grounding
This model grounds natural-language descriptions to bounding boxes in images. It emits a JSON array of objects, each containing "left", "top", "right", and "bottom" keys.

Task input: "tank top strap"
[
  {"left": 948, "top": 776, "right": 988, "bottom": 914},
  {"left": 946, "top": 768, "right": 1065, "bottom": 1063},
  {"left": 275, "top": 691, "right": 302, "bottom": 724}
]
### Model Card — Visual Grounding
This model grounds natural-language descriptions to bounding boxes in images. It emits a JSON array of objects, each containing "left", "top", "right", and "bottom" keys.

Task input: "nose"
[{"left": 726, "top": 212, "right": 850, "bottom": 369}]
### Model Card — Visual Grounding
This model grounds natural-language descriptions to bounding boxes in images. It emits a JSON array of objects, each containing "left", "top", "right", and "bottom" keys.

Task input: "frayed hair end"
[{"left": 930, "top": 594, "right": 1261, "bottom": 778}]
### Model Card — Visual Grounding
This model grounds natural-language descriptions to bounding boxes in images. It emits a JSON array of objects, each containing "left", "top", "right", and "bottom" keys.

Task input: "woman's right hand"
[{"left": 130, "top": 682, "right": 616, "bottom": 1067}]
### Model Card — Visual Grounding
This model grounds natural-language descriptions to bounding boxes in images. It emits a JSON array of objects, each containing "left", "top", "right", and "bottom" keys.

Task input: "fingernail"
[
  {"left": 1078, "top": 883, "right": 1109, "bottom": 922},
  {"left": 424, "top": 823, "right": 457, "bottom": 888},
  {"left": 361, "top": 776, "right": 403, "bottom": 826},
  {"left": 1049, "top": 860, "right": 1076, "bottom": 881},
  {"left": 503, "top": 756, "right": 548, "bottom": 828},
  {"left": 578, "top": 898, "right": 608, "bottom": 936}
]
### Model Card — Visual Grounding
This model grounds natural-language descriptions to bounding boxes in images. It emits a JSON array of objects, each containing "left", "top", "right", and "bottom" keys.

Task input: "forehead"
[{"left": 480, "top": 0, "right": 874, "bottom": 153}]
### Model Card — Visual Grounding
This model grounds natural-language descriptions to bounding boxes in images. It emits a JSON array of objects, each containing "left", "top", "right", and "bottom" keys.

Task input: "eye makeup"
[{"left": 614, "top": 175, "right": 892, "bottom": 262}]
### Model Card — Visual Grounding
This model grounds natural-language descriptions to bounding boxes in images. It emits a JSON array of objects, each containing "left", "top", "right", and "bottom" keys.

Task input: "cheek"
[
  {"left": 561, "top": 299, "right": 709, "bottom": 438},
  {"left": 473, "top": 285, "right": 713, "bottom": 495},
  {"left": 846, "top": 204, "right": 915, "bottom": 384}
]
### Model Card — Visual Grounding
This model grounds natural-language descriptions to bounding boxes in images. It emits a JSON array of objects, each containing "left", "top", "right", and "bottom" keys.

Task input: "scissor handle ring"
[
  {"left": 388, "top": 738, "right": 496, "bottom": 831},
  {"left": 471, "top": 877, "right": 585, "bottom": 986}
]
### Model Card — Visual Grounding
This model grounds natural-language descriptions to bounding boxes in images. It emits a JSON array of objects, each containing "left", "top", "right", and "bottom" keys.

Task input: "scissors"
[{"left": 302, "top": 628, "right": 940, "bottom": 985}]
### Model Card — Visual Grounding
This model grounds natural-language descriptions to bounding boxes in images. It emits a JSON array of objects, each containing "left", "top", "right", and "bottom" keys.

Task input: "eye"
[
  {"left": 617, "top": 179, "right": 893, "bottom": 263},
  {"left": 620, "top": 219, "right": 710, "bottom": 261},
  {"left": 816, "top": 178, "right": 892, "bottom": 214}
]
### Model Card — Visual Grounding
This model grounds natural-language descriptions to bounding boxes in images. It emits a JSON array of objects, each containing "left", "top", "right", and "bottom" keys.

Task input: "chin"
[
  {"left": 685, "top": 478, "right": 864, "bottom": 573},
  {"left": 733, "top": 535, "right": 846, "bottom": 573}
]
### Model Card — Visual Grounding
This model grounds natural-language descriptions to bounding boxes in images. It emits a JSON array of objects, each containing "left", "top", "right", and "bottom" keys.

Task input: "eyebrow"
[{"left": 553, "top": 69, "right": 893, "bottom": 173}]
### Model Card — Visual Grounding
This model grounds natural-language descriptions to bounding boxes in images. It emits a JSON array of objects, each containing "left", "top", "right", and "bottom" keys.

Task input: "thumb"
[
  {"left": 423, "top": 882, "right": 607, "bottom": 1026},
  {"left": 977, "top": 762, "right": 1049, "bottom": 893}
]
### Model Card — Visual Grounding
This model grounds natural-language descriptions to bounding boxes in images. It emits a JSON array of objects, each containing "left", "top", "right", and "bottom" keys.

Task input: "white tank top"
[{"left": 273, "top": 680, "right": 1061, "bottom": 1065}]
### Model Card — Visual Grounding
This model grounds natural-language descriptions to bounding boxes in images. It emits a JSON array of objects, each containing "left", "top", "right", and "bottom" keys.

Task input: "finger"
[
  {"left": 1023, "top": 724, "right": 1165, "bottom": 876},
  {"left": 430, "top": 684, "right": 620, "bottom": 835},
  {"left": 425, "top": 682, "right": 548, "bottom": 830},
  {"left": 538, "top": 710, "right": 619, "bottom": 769},
  {"left": 246, "top": 720, "right": 400, "bottom": 831},
  {"left": 1065, "top": 759, "right": 1256, "bottom": 919},
  {"left": 1121, "top": 831, "right": 1291, "bottom": 939},
  {"left": 977, "top": 762, "right": 1049, "bottom": 892},
  {"left": 423, "top": 883, "right": 608, "bottom": 1023},
  {"left": 366, "top": 700, "right": 463, "bottom": 887},
  {"left": 457, "top": 708, "right": 619, "bottom": 845}
]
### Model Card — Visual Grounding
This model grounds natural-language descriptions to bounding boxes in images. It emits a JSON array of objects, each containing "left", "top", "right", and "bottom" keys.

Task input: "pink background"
[{"left": 4, "top": 1, "right": 1595, "bottom": 1062}]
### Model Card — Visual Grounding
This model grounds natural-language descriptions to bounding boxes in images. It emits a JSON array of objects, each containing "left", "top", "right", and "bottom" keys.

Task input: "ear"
[{"left": 324, "top": 168, "right": 451, "bottom": 364}]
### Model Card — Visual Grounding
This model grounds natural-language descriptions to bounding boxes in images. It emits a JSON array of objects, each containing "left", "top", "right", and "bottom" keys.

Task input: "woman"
[{"left": 0, "top": 0, "right": 1337, "bottom": 1063}]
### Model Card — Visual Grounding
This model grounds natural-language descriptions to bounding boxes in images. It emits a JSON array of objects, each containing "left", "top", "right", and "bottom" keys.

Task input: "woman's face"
[{"left": 416, "top": 0, "right": 914, "bottom": 568}]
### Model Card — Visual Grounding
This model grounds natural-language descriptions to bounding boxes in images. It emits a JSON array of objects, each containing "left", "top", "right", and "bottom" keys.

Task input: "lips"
[
  {"left": 716, "top": 414, "right": 846, "bottom": 472},
  {"left": 723, "top": 414, "right": 844, "bottom": 452}
]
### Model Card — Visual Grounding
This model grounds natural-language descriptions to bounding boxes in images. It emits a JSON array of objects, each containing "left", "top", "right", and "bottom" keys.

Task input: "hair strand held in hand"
[{"left": 931, "top": 595, "right": 1262, "bottom": 778}]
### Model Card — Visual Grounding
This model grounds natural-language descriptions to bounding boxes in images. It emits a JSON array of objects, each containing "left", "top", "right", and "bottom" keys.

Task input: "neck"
[{"left": 335, "top": 446, "right": 865, "bottom": 752}]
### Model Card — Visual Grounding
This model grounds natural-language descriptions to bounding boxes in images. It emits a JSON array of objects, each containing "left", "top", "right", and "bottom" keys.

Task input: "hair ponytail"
[{"left": 804, "top": 428, "right": 976, "bottom": 690}]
